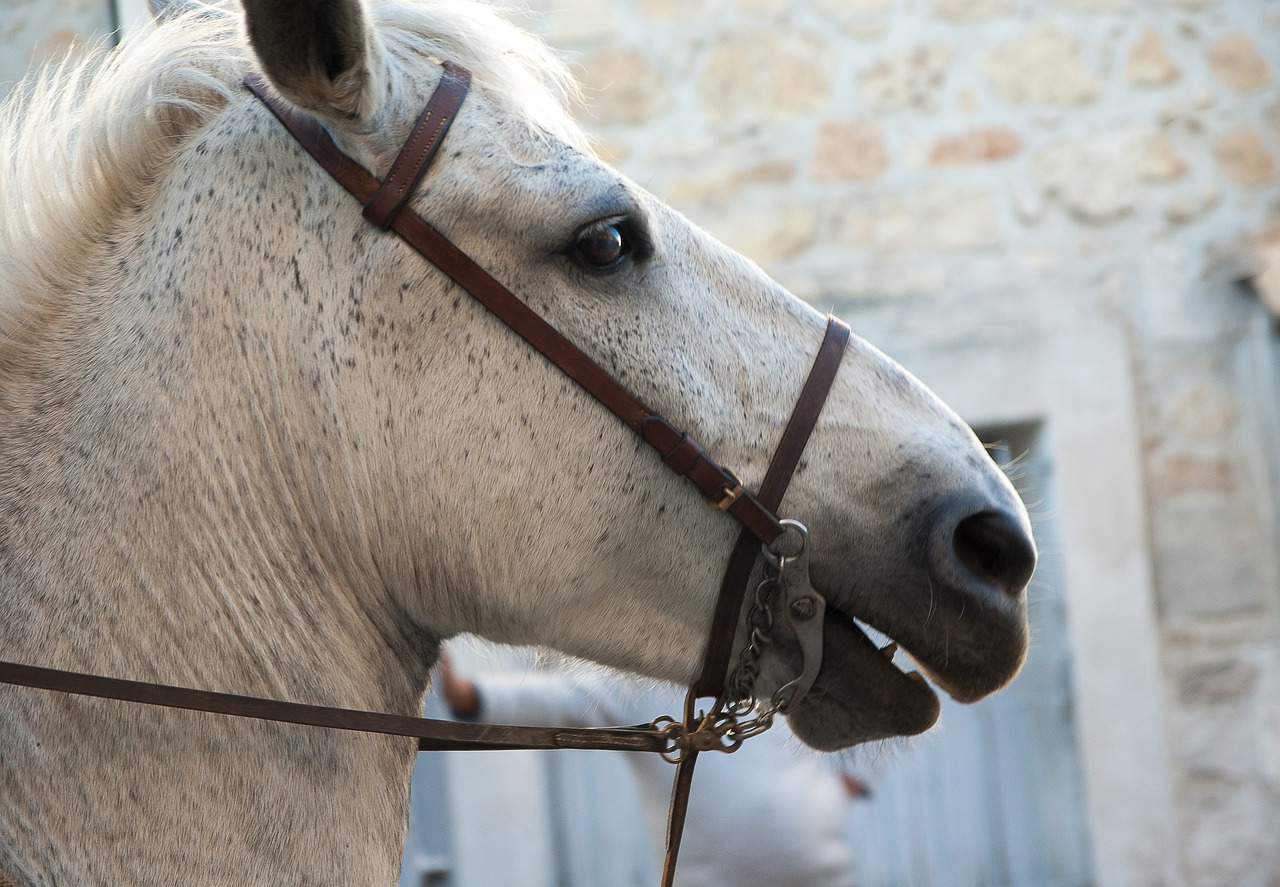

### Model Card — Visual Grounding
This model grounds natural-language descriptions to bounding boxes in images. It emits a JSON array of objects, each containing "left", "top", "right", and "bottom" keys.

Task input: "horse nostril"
[{"left": 952, "top": 510, "right": 1037, "bottom": 596}]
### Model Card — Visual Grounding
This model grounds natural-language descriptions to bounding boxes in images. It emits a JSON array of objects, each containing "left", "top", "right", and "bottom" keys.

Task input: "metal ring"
[{"left": 765, "top": 519, "right": 809, "bottom": 560}]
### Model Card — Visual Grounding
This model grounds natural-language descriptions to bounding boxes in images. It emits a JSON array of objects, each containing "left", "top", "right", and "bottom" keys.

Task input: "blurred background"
[{"left": 4, "top": 0, "right": 1276, "bottom": 884}]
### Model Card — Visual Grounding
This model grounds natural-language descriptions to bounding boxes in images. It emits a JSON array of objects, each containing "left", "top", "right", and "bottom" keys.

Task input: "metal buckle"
[
  {"left": 653, "top": 693, "right": 745, "bottom": 763},
  {"left": 711, "top": 472, "right": 744, "bottom": 511}
]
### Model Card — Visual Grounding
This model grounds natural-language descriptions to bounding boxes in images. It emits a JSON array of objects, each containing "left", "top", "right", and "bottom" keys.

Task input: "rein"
[{"left": 0, "top": 62, "right": 849, "bottom": 887}]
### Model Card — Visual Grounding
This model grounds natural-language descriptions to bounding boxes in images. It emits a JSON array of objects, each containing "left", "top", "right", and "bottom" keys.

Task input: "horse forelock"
[{"left": 0, "top": 0, "right": 587, "bottom": 370}]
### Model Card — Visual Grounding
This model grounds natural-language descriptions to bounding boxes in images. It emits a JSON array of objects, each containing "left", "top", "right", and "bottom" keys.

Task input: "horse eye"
[{"left": 572, "top": 222, "right": 628, "bottom": 270}]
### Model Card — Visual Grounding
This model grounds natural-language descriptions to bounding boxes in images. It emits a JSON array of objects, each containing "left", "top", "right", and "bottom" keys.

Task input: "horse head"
[
  {"left": 226, "top": 0, "right": 1034, "bottom": 750},
  {"left": 2, "top": 0, "right": 1033, "bottom": 762}
]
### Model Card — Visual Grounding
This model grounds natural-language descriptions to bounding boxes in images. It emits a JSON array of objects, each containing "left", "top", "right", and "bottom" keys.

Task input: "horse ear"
[{"left": 240, "top": 0, "right": 386, "bottom": 120}]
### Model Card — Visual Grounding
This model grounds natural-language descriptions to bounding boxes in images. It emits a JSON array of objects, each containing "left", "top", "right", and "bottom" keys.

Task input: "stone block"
[
  {"left": 665, "top": 159, "right": 797, "bottom": 206},
  {"left": 791, "top": 260, "right": 948, "bottom": 303},
  {"left": 1214, "top": 129, "right": 1278, "bottom": 187},
  {"left": 1152, "top": 497, "right": 1266, "bottom": 616},
  {"left": 1253, "top": 236, "right": 1280, "bottom": 320},
  {"left": 813, "top": 0, "right": 893, "bottom": 15},
  {"left": 813, "top": 118, "right": 889, "bottom": 181},
  {"left": 1258, "top": 653, "right": 1280, "bottom": 791},
  {"left": 1137, "top": 132, "right": 1188, "bottom": 181},
  {"left": 1181, "top": 780, "right": 1270, "bottom": 887},
  {"left": 1164, "top": 183, "right": 1222, "bottom": 225},
  {"left": 1149, "top": 449, "right": 1238, "bottom": 499},
  {"left": 537, "top": 0, "right": 621, "bottom": 45},
  {"left": 933, "top": 0, "right": 1013, "bottom": 18},
  {"left": 872, "top": 184, "right": 1004, "bottom": 253},
  {"left": 1165, "top": 379, "right": 1240, "bottom": 441},
  {"left": 1208, "top": 33, "right": 1273, "bottom": 93},
  {"left": 636, "top": 0, "right": 720, "bottom": 21},
  {"left": 929, "top": 126, "right": 1022, "bottom": 166},
  {"left": 706, "top": 204, "right": 817, "bottom": 267},
  {"left": 856, "top": 44, "right": 952, "bottom": 112},
  {"left": 982, "top": 25, "right": 1102, "bottom": 105},
  {"left": 577, "top": 49, "right": 670, "bottom": 125},
  {"left": 1178, "top": 660, "right": 1258, "bottom": 706},
  {"left": 1178, "top": 700, "right": 1255, "bottom": 780},
  {"left": 736, "top": 0, "right": 791, "bottom": 16},
  {"left": 699, "top": 31, "right": 833, "bottom": 125},
  {"left": 1032, "top": 130, "right": 1148, "bottom": 223},
  {"left": 1127, "top": 28, "right": 1182, "bottom": 87},
  {"left": 1049, "top": 0, "right": 1135, "bottom": 10}
]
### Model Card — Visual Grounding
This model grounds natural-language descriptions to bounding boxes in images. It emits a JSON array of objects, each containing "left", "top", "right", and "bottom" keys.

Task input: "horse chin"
[{"left": 784, "top": 611, "right": 942, "bottom": 752}]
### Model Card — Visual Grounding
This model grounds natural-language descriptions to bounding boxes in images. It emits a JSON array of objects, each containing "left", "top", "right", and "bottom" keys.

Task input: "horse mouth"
[{"left": 785, "top": 597, "right": 1026, "bottom": 752}]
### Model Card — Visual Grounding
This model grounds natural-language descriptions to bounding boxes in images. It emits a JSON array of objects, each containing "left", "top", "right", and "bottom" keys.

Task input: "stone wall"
[{"left": 514, "top": 0, "right": 1280, "bottom": 884}]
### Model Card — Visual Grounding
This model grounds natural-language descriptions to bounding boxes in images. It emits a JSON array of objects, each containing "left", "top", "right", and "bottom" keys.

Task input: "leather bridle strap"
[
  {"left": 658, "top": 315, "right": 849, "bottom": 887},
  {"left": 243, "top": 69, "right": 791, "bottom": 547},
  {"left": 695, "top": 314, "right": 850, "bottom": 699},
  {"left": 0, "top": 660, "right": 666, "bottom": 754},
  {"left": 363, "top": 62, "right": 471, "bottom": 230}
]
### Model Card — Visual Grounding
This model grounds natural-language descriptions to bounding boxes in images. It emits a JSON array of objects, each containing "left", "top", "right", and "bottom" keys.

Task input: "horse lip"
[
  {"left": 784, "top": 604, "right": 942, "bottom": 750},
  {"left": 786, "top": 560, "right": 1027, "bottom": 750},
  {"left": 863, "top": 608, "right": 1025, "bottom": 704},
  {"left": 817, "top": 552, "right": 1030, "bottom": 706},
  {"left": 817, "top": 589, "right": 1019, "bottom": 715}
]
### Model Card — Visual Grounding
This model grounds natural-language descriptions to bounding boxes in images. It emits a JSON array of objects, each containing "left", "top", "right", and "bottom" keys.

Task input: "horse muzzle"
[{"left": 788, "top": 486, "right": 1035, "bottom": 751}]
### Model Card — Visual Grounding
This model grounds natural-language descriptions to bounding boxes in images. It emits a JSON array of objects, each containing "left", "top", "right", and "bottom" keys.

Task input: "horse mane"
[{"left": 0, "top": 0, "right": 583, "bottom": 355}]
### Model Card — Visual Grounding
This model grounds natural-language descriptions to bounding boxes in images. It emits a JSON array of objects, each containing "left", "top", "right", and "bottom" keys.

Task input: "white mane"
[{"left": 0, "top": 0, "right": 583, "bottom": 351}]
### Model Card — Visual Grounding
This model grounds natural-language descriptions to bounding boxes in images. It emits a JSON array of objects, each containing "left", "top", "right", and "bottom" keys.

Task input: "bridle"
[{"left": 0, "top": 62, "right": 849, "bottom": 887}]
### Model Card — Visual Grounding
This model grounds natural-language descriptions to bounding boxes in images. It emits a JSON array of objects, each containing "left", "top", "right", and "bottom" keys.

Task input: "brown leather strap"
[
  {"left": 694, "top": 316, "right": 850, "bottom": 698},
  {"left": 659, "top": 749, "right": 699, "bottom": 887},
  {"left": 363, "top": 63, "right": 470, "bottom": 229},
  {"left": 0, "top": 660, "right": 667, "bottom": 754},
  {"left": 242, "top": 72, "right": 789, "bottom": 547},
  {"left": 660, "top": 318, "right": 849, "bottom": 884}
]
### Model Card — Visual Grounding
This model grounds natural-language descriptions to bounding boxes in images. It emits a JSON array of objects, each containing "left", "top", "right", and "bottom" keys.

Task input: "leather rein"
[{"left": 0, "top": 62, "right": 849, "bottom": 887}]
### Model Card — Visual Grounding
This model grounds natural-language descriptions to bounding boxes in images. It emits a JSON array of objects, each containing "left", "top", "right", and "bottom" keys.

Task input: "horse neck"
[{"left": 0, "top": 234, "right": 432, "bottom": 885}]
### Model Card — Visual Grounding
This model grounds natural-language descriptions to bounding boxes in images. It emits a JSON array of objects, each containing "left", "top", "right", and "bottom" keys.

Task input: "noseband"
[{"left": 0, "top": 63, "right": 849, "bottom": 887}]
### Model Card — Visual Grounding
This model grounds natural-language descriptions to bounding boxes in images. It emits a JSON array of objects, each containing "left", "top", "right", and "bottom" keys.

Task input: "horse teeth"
[{"left": 879, "top": 642, "right": 898, "bottom": 659}]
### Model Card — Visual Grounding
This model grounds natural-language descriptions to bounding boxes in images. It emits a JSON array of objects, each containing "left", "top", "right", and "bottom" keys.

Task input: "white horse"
[{"left": 0, "top": 1, "right": 1035, "bottom": 884}]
